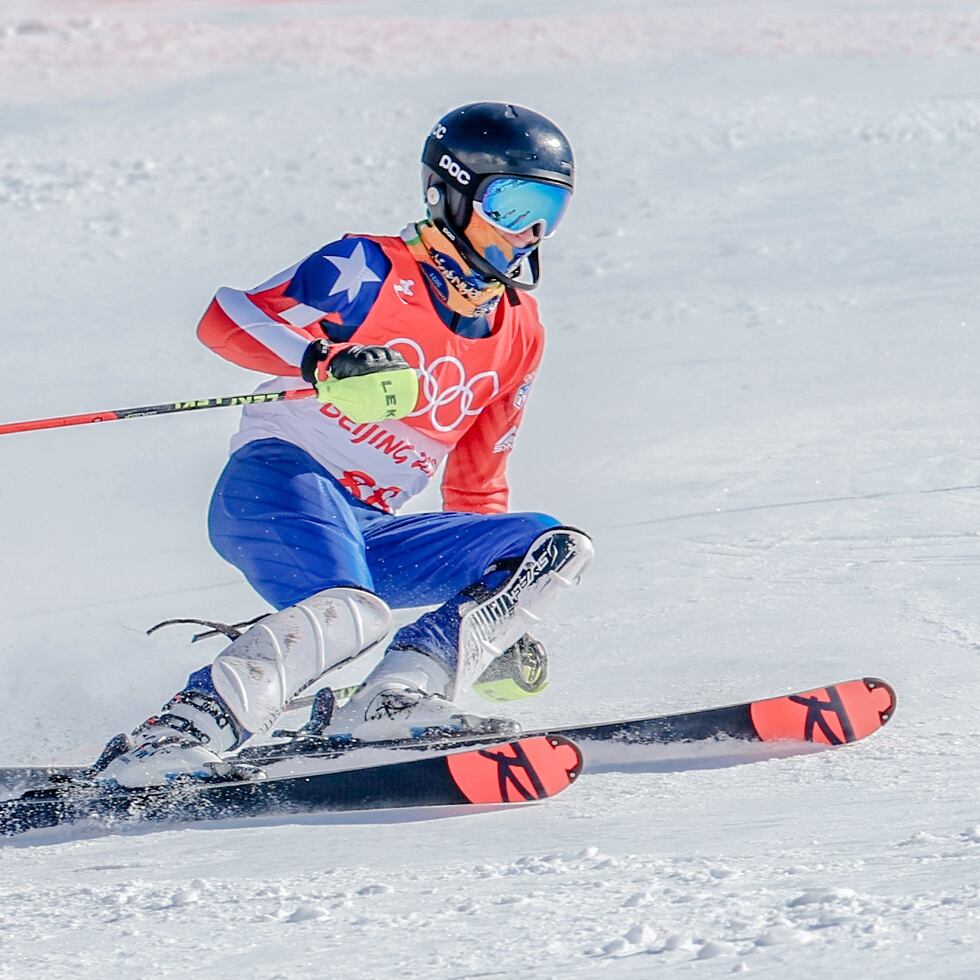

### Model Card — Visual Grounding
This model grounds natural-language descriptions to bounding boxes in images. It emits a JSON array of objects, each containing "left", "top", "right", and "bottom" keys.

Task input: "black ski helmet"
[{"left": 420, "top": 102, "right": 575, "bottom": 291}]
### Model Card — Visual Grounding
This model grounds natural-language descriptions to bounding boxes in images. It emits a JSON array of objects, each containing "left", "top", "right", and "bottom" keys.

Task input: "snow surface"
[{"left": 1, "top": 0, "right": 979, "bottom": 976}]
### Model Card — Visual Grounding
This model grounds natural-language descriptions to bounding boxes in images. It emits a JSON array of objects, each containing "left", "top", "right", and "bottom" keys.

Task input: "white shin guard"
[
  {"left": 211, "top": 587, "right": 391, "bottom": 736},
  {"left": 452, "top": 527, "right": 594, "bottom": 700}
]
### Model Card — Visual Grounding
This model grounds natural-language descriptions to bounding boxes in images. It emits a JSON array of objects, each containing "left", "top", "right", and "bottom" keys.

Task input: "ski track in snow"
[
  {"left": 2, "top": 0, "right": 980, "bottom": 976},
  {"left": 1, "top": 799, "right": 979, "bottom": 977}
]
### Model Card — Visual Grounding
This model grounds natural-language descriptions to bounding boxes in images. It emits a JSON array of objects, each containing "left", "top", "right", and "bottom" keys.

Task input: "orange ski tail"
[
  {"left": 447, "top": 735, "right": 583, "bottom": 804},
  {"left": 750, "top": 677, "right": 896, "bottom": 745}
]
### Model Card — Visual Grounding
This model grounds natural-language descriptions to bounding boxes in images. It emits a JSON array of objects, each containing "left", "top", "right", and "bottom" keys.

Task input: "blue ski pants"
[{"left": 206, "top": 438, "right": 558, "bottom": 673}]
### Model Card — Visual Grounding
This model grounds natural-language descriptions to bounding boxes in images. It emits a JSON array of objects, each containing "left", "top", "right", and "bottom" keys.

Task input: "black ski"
[
  {"left": 547, "top": 675, "right": 896, "bottom": 752},
  {"left": 0, "top": 677, "right": 896, "bottom": 803},
  {"left": 245, "top": 675, "right": 896, "bottom": 767},
  {"left": 0, "top": 735, "right": 582, "bottom": 837}
]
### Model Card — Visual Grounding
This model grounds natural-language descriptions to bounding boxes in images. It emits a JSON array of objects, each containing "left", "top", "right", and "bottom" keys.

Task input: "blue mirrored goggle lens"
[{"left": 476, "top": 178, "right": 572, "bottom": 238}]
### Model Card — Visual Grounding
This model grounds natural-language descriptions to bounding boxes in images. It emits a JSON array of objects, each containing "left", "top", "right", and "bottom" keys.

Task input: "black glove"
[
  {"left": 301, "top": 339, "right": 331, "bottom": 385},
  {"left": 301, "top": 340, "right": 410, "bottom": 385},
  {"left": 329, "top": 344, "right": 411, "bottom": 379}
]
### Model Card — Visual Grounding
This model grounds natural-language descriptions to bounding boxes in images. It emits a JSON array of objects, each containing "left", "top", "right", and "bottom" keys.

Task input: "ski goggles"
[{"left": 473, "top": 177, "right": 572, "bottom": 239}]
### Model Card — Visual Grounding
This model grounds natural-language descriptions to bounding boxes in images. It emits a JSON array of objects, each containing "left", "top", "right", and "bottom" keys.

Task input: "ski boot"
[
  {"left": 97, "top": 586, "right": 392, "bottom": 785},
  {"left": 96, "top": 689, "right": 244, "bottom": 788},
  {"left": 323, "top": 648, "right": 520, "bottom": 743}
]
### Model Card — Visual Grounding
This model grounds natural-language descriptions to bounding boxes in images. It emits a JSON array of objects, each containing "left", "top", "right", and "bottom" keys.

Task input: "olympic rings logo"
[{"left": 387, "top": 337, "right": 500, "bottom": 433}]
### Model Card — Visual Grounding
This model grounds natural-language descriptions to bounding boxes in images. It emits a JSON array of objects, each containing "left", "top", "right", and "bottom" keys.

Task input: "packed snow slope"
[{"left": 1, "top": 1, "right": 979, "bottom": 976}]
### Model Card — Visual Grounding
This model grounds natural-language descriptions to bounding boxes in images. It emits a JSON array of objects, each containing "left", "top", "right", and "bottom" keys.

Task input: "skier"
[{"left": 99, "top": 102, "right": 594, "bottom": 786}]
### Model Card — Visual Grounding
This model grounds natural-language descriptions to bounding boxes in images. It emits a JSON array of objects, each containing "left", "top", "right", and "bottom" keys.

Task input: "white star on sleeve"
[{"left": 323, "top": 242, "right": 382, "bottom": 303}]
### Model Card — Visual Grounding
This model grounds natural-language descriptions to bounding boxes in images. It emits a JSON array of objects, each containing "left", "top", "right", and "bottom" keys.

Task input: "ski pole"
[{"left": 0, "top": 387, "right": 317, "bottom": 437}]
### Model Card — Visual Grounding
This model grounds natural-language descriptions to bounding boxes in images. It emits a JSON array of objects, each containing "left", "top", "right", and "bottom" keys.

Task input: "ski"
[
  {"left": 0, "top": 735, "right": 582, "bottom": 837},
  {"left": 237, "top": 675, "right": 897, "bottom": 771},
  {"left": 0, "top": 677, "right": 896, "bottom": 800},
  {"left": 548, "top": 675, "right": 896, "bottom": 754}
]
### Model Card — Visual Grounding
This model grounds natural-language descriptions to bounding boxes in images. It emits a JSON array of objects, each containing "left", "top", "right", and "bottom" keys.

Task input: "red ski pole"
[{"left": 0, "top": 388, "right": 317, "bottom": 436}]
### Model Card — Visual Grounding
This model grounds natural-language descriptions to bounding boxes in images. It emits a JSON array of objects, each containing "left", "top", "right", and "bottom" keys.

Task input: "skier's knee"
[
  {"left": 492, "top": 512, "right": 561, "bottom": 561},
  {"left": 521, "top": 511, "right": 561, "bottom": 535}
]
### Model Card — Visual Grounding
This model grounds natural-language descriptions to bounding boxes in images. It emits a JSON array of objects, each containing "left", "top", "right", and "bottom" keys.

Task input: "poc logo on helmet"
[{"left": 438, "top": 154, "right": 471, "bottom": 186}]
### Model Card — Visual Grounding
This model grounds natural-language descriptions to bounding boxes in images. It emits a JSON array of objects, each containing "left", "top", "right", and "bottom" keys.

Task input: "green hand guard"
[
  {"left": 473, "top": 634, "right": 550, "bottom": 703},
  {"left": 472, "top": 675, "right": 550, "bottom": 703},
  {"left": 315, "top": 367, "right": 419, "bottom": 424}
]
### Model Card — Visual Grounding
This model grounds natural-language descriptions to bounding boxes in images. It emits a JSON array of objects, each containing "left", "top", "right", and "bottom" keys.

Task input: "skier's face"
[
  {"left": 499, "top": 225, "right": 541, "bottom": 248},
  {"left": 464, "top": 211, "right": 540, "bottom": 277}
]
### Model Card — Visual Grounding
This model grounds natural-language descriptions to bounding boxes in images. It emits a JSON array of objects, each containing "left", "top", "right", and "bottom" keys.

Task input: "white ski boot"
[
  {"left": 321, "top": 527, "right": 593, "bottom": 743},
  {"left": 97, "top": 689, "right": 242, "bottom": 788},
  {"left": 326, "top": 648, "right": 519, "bottom": 742},
  {"left": 97, "top": 586, "right": 392, "bottom": 785}
]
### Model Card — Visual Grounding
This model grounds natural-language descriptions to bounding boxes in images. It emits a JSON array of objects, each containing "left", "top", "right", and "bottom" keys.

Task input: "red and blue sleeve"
[{"left": 196, "top": 237, "right": 392, "bottom": 375}]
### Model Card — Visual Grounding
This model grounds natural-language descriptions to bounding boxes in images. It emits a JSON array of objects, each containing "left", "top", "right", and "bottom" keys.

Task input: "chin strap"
[{"left": 435, "top": 217, "right": 541, "bottom": 292}]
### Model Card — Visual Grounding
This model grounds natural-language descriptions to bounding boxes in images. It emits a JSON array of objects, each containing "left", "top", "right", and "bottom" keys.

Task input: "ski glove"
[{"left": 301, "top": 340, "right": 419, "bottom": 424}]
